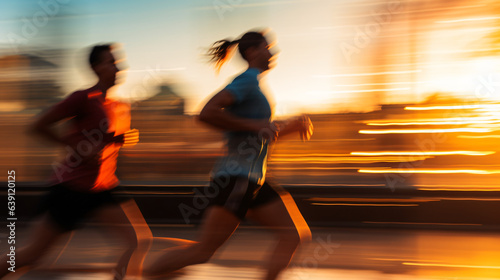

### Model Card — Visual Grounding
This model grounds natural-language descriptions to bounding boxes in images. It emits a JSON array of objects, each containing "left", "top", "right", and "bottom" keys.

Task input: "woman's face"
[{"left": 249, "top": 40, "right": 275, "bottom": 71}]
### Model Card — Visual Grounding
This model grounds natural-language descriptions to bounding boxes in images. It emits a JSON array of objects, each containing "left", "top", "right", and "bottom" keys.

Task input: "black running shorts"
[
  {"left": 208, "top": 176, "right": 283, "bottom": 220},
  {"left": 38, "top": 183, "right": 128, "bottom": 231}
]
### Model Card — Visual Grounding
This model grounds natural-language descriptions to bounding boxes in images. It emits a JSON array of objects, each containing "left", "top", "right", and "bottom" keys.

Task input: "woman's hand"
[
  {"left": 254, "top": 120, "right": 280, "bottom": 142},
  {"left": 298, "top": 115, "right": 313, "bottom": 142}
]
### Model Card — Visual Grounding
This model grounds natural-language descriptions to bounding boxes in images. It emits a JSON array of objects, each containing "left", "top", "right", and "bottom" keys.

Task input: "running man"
[{"left": 0, "top": 44, "right": 152, "bottom": 280}]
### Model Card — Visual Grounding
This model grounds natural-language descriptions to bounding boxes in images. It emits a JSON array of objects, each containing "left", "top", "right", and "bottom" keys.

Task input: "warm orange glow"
[
  {"left": 358, "top": 169, "right": 500, "bottom": 174},
  {"left": 336, "top": 81, "right": 426, "bottom": 87},
  {"left": 366, "top": 117, "right": 500, "bottom": 126},
  {"left": 458, "top": 135, "right": 500, "bottom": 138},
  {"left": 437, "top": 16, "right": 500, "bottom": 24},
  {"left": 367, "top": 258, "right": 439, "bottom": 262},
  {"left": 418, "top": 188, "right": 500, "bottom": 191},
  {"left": 314, "top": 70, "right": 421, "bottom": 78},
  {"left": 416, "top": 184, "right": 500, "bottom": 191},
  {"left": 403, "top": 262, "right": 500, "bottom": 269},
  {"left": 359, "top": 128, "right": 491, "bottom": 134},
  {"left": 329, "top": 87, "right": 410, "bottom": 94},
  {"left": 272, "top": 167, "right": 371, "bottom": 170},
  {"left": 272, "top": 155, "right": 430, "bottom": 163},
  {"left": 351, "top": 151, "right": 495, "bottom": 156},
  {"left": 287, "top": 183, "right": 385, "bottom": 187},
  {"left": 405, "top": 104, "right": 500, "bottom": 111},
  {"left": 309, "top": 139, "right": 376, "bottom": 141},
  {"left": 440, "top": 197, "right": 500, "bottom": 202}
]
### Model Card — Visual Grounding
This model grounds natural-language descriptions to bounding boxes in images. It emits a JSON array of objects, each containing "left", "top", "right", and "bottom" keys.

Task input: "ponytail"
[
  {"left": 207, "top": 31, "right": 266, "bottom": 72},
  {"left": 207, "top": 39, "right": 240, "bottom": 72}
]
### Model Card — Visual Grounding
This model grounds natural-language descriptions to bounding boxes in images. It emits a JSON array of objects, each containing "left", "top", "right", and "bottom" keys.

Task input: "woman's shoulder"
[{"left": 231, "top": 68, "right": 259, "bottom": 84}]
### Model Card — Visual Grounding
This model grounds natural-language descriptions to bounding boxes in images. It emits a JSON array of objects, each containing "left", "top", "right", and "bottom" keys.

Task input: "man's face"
[{"left": 93, "top": 50, "right": 120, "bottom": 87}]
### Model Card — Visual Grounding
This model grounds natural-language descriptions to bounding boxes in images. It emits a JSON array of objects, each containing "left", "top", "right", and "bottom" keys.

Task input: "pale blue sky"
[
  {"left": 1, "top": 0, "right": 496, "bottom": 114},
  {"left": 0, "top": 0, "right": 356, "bottom": 115}
]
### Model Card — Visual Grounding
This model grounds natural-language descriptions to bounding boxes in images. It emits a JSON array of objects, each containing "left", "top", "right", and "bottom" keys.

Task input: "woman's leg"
[
  {"left": 246, "top": 192, "right": 311, "bottom": 280},
  {"left": 97, "top": 199, "right": 153, "bottom": 279},
  {"left": 144, "top": 205, "right": 240, "bottom": 276}
]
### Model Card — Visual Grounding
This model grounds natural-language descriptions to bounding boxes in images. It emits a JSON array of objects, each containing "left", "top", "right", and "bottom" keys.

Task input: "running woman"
[
  {"left": 146, "top": 30, "right": 313, "bottom": 280},
  {"left": 0, "top": 44, "right": 152, "bottom": 280}
]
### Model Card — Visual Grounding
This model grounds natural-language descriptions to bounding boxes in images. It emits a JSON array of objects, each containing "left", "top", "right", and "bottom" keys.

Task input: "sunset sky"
[{"left": 1, "top": 0, "right": 500, "bottom": 115}]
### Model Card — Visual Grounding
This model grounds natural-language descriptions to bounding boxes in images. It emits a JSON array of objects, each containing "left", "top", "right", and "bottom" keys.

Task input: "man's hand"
[
  {"left": 111, "top": 129, "right": 140, "bottom": 147},
  {"left": 122, "top": 129, "right": 140, "bottom": 147}
]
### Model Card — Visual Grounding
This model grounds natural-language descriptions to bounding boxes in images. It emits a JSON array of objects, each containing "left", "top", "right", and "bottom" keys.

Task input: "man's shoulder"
[{"left": 67, "top": 86, "right": 102, "bottom": 101}]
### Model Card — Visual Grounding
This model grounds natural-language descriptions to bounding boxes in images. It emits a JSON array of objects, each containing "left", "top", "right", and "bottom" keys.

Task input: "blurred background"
[{"left": 3, "top": 0, "right": 500, "bottom": 279}]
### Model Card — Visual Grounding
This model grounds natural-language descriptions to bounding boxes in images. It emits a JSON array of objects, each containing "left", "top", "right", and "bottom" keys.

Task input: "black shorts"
[
  {"left": 38, "top": 183, "right": 127, "bottom": 232},
  {"left": 208, "top": 176, "right": 283, "bottom": 220}
]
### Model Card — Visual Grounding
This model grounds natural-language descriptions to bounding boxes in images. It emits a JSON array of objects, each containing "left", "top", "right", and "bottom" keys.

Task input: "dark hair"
[
  {"left": 207, "top": 31, "right": 266, "bottom": 71},
  {"left": 89, "top": 44, "right": 113, "bottom": 68}
]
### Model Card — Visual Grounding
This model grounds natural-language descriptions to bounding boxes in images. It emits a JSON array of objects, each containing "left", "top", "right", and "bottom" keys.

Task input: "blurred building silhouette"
[
  {"left": 135, "top": 84, "right": 185, "bottom": 115},
  {"left": 0, "top": 51, "right": 64, "bottom": 112}
]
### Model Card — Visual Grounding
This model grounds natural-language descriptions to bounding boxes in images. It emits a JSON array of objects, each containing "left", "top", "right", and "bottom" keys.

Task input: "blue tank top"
[{"left": 211, "top": 68, "right": 272, "bottom": 185}]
